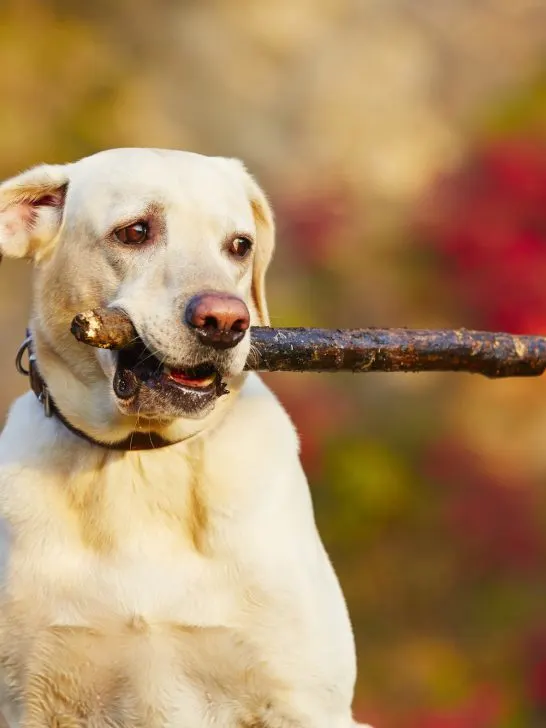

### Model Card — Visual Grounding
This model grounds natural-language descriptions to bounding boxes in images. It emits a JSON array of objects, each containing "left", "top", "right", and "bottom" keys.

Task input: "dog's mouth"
[
  {"left": 112, "top": 341, "right": 227, "bottom": 417},
  {"left": 163, "top": 363, "right": 218, "bottom": 388}
]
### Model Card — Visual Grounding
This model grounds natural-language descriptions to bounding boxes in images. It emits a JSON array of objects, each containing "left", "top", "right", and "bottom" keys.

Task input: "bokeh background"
[{"left": 1, "top": 1, "right": 546, "bottom": 725}]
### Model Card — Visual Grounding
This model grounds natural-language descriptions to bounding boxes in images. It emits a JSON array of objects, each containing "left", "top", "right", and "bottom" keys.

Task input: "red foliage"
[
  {"left": 267, "top": 377, "right": 353, "bottom": 476},
  {"left": 276, "top": 186, "right": 355, "bottom": 266},
  {"left": 423, "top": 441, "right": 542, "bottom": 575},
  {"left": 418, "top": 140, "right": 546, "bottom": 333},
  {"left": 525, "top": 629, "right": 546, "bottom": 711}
]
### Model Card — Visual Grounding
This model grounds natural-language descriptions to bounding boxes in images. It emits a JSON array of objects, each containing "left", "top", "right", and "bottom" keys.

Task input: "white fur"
[{"left": 0, "top": 149, "right": 370, "bottom": 727}]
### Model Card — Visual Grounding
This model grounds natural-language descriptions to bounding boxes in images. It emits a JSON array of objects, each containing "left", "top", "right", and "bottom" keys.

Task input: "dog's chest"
[
  {"left": 11, "top": 450, "right": 257, "bottom": 627},
  {"left": 1, "top": 450, "right": 307, "bottom": 727},
  {"left": 49, "top": 530, "right": 245, "bottom": 627}
]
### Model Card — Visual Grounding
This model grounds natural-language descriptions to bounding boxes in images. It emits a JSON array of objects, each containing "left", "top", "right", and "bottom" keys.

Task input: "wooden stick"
[{"left": 70, "top": 308, "right": 546, "bottom": 379}]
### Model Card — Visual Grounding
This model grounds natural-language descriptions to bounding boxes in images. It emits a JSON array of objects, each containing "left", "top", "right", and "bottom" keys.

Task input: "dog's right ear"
[{"left": 0, "top": 164, "right": 69, "bottom": 263}]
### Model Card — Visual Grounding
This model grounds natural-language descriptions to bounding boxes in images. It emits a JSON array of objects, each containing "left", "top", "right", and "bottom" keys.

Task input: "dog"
[{"left": 0, "top": 148, "right": 370, "bottom": 727}]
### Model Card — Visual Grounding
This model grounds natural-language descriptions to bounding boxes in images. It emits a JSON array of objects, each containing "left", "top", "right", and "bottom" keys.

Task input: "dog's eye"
[
  {"left": 115, "top": 221, "right": 149, "bottom": 245},
  {"left": 228, "top": 236, "right": 253, "bottom": 259}
]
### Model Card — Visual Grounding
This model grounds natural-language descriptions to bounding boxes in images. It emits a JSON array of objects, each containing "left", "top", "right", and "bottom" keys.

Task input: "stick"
[{"left": 70, "top": 308, "right": 546, "bottom": 379}]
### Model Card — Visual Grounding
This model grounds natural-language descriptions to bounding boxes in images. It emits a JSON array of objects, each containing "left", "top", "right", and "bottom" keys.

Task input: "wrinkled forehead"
[{"left": 64, "top": 148, "right": 254, "bottom": 233}]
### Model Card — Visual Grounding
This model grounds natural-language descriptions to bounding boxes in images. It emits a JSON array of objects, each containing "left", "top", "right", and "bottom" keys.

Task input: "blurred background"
[{"left": 1, "top": 1, "right": 546, "bottom": 725}]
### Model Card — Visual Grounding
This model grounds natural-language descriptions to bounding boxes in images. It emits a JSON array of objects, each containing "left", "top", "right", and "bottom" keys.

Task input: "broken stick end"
[{"left": 70, "top": 308, "right": 137, "bottom": 350}]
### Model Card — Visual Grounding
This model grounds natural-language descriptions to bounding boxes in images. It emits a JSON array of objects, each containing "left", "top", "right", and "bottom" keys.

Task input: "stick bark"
[{"left": 70, "top": 308, "right": 546, "bottom": 379}]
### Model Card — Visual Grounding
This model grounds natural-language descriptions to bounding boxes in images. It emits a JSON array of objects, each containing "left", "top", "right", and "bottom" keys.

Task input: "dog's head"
[{"left": 0, "top": 149, "right": 274, "bottom": 440}]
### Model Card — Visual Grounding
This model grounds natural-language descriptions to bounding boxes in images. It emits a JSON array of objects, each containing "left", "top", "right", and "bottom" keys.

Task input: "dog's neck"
[
  {"left": 17, "top": 330, "right": 238, "bottom": 451},
  {"left": 16, "top": 332, "right": 186, "bottom": 450}
]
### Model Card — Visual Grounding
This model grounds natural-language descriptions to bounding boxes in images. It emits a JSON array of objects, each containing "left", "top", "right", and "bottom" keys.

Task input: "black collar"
[{"left": 16, "top": 331, "right": 181, "bottom": 451}]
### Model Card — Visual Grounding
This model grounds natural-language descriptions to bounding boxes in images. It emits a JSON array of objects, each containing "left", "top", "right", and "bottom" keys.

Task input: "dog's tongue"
[{"left": 166, "top": 368, "right": 217, "bottom": 388}]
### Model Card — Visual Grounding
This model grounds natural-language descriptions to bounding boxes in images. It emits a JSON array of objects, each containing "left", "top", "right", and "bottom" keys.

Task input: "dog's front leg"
[{"left": 20, "top": 627, "right": 142, "bottom": 728}]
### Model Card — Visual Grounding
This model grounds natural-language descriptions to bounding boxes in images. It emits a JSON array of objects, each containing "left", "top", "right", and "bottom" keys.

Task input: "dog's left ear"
[
  {"left": 0, "top": 164, "right": 69, "bottom": 263},
  {"left": 216, "top": 158, "right": 275, "bottom": 326},
  {"left": 247, "top": 178, "right": 275, "bottom": 327}
]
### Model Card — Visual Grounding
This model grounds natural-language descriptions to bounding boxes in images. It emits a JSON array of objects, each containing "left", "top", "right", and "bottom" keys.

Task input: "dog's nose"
[{"left": 185, "top": 292, "right": 250, "bottom": 349}]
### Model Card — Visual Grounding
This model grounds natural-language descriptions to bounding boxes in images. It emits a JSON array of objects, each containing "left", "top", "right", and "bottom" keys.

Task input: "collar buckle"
[{"left": 15, "top": 332, "right": 31, "bottom": 376}]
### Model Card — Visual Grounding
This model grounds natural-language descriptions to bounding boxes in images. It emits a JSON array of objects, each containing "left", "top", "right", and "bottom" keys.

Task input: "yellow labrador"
[{"left": 0, "top": 149, "right": 370, "bottom": 727}]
